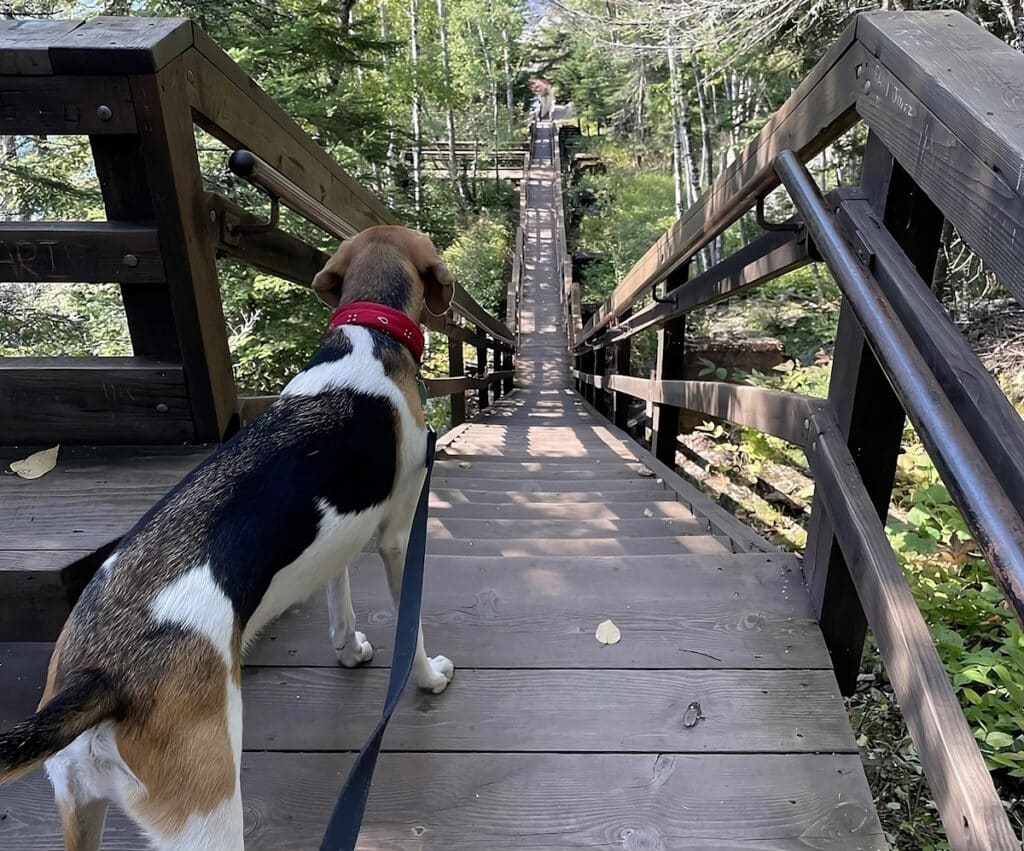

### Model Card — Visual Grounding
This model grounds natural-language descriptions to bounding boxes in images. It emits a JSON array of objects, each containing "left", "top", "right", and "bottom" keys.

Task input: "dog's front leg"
[
  {"left": 326, "top": 568, "right": 374, "bottom": 667},
  {"left": 377, "top": 532, "right": 454, "bottom": 694}
]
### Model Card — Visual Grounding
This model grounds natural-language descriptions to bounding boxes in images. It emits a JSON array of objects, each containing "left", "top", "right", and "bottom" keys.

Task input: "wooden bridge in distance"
[{"left": 2, "top": 13, "right": 1024, "bottom": 850}]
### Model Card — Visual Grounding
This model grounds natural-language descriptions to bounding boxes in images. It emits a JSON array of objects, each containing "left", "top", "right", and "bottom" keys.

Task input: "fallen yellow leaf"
[
  {"left": 595, "top": 619, "right": 621, "bottom": 645},
  {"left": 9, "top": 445, "right": 60, "bottom": 480}
]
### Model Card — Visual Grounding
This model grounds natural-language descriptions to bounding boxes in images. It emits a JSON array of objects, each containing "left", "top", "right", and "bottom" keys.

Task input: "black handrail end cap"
[{"left": 228, "top": 149, "right": 258, "bottom": 178}]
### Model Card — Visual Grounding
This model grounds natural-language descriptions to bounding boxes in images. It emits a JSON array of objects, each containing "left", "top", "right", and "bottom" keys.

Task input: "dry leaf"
[
  {"left": 642, "top": 507, "right": 653, "bottom": 517},
  {"left": 856, "top": 734, "right": 869, "bottom": 748},
  {"left": 595, "top": 619, "right": 621, "bottom": 645},
  {"left": 9, "top": 445, "right": 59, "bottom": 480},
  {"left": 637, "top": 466, "right": 655, "bottom": 478},
  {"left": 458, "top": 461, "right": 472, "bottom": 469}
]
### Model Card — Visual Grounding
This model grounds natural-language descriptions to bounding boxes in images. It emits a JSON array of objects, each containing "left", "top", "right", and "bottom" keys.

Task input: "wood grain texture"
[
  {"left": 422, "top": 535, "right": 731, "bottom": 557},
  {"left": 47, "top": 16, "right": 193, "bottom": 74},
  {"left": 0, "top": 222, "right": 161, "bottom": 283},
  {"left": 241, "top": 668, "right": 854, "bottom": 753},
  {"left": 245, "top": 553, "right": 826, "bottom": 669},
  {"left": 426, "top": 499, "right": 694, "bottom": 520},
  {"left": 0, "top": 357, "right": 192, "bottom": 445},
  {"left": 0, "top": 20, "right": 83, "bottom": 75},
  {"left": 425, "top": 516, "right": 708, "bottom": 540},
  {"left": 856, "top": 54, "right": 1024, "bottom": 303},
  {"left": 0, "top": 75, "right": 136, "bottom": 134},
  {"left": 807, "top": 410, "right": 1018, "bottom": 849},
  {"left": 0, "top": 753, "right": 885, "bottom": 850}
]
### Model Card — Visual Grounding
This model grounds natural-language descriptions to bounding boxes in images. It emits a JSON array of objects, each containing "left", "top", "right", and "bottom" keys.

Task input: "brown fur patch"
[{"left": 114, "top": 635, "right": 238, "bottom": 836}]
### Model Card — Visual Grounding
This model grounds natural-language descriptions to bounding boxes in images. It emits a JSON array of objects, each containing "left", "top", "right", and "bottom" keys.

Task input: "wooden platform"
[{"left": 0, "top": 120, "right": 884, "bottom": 849}]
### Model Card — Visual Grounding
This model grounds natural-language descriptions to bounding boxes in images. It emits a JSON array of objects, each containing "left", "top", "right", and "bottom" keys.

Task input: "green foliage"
[{"left": 444, "top": 212, "right": 511, "bottom": 315}]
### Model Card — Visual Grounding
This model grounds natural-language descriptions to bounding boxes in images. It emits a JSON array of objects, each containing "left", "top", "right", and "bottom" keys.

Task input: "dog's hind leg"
[
  {"left": 54, "top": 794, "right": 108, "bottom": 851},
  {"left": 326, "top": 568, "right": 374, "bottom": 667},
  {"left": 376, "top": 514, "right": 454, "bottom": 694}
]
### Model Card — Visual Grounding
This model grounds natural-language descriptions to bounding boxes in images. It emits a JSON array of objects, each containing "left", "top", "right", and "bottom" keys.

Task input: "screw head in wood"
[
  {"left": 156, "top": 403, "right": 169, "bottom": 413},
  {"left": 96, "top": 105, "right": 113, "bottom": 121},
  {"left": 123, "top": 254, "right": 139, "bottom": 267},
  {"left": 863, "top": 81, "right": 871, "bottom": 94}
]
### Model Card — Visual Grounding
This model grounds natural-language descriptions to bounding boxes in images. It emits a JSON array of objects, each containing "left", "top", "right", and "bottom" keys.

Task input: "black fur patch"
[{"left": 116, "top": 390, "right": 398, "bottom": 624}]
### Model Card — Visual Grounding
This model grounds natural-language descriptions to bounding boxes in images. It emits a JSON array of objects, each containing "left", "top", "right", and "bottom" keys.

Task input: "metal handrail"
[
  {"left": 774, "top": 149, "right": 1024, "bottom": 622},
  {"left": 228, "top": 149, "right": 515, "bottom": 348}
]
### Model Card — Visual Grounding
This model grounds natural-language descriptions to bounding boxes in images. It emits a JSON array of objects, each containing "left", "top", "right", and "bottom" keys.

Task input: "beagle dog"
[{"left": 0, "top": 225, "right": 455, "bottom": 850}]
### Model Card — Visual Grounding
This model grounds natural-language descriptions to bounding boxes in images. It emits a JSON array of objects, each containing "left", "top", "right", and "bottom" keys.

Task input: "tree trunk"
[
  {"left": 436, "top": 0, "right": 459, "bottom": 191},
  {"left": 667, "top": 42, "right": 685, "bottom": 220},
  {"left": 501, "top": 25, "right": 514, "bottom": 117},
  {"left": 692, "top": 57, "right": 713, "bottom": 189},
  {"left": 409, "top": 0, "right": 423, "bottom": 217},
  {"left": 931, "top": 219, "right": 956, "bottom": 304}
]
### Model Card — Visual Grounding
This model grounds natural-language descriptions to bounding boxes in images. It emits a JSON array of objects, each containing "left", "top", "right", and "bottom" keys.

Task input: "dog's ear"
[
  {"left": 312, "top": 242, "right": 354, "bottom": 308},
  {"left": 422, "top": 258, "right": 454, "bottom": 317}
]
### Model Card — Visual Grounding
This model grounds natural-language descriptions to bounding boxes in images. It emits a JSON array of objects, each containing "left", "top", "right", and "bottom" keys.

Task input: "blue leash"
[{"left": 319, "top": 429, "right": 437, "bottom": 851}]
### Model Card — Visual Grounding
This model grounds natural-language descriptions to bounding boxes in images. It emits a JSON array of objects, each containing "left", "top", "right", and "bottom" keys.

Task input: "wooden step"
[
  {"left": 0, "top": 752, "right": 887, "bottom": 850},
  {"left": 427, "top": 517, "right": 708, "bottom": 540},
  {"left": 423, "top": 536, "right": 731, "bottom": 557},
  {"left": 429, "top": 487, "right": 673, "bottom": 504},
  {"left": 430, "top": 476, "right": 667, "bottom": 493},
  {"left": 433, "top": 462, "right": 646, "bottom": 480},
  {"left": 243, "top": 552, "right": 824, "bottom": 669},
  {"left": 426, "top": 500, "right": 695, "bottom": 521}
]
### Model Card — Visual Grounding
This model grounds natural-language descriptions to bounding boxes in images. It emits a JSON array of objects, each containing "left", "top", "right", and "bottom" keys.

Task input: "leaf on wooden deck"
[
  {"left": 637, "top": 466, "right": 654, "bottom": 478},
  {"left": 9, "top": 445, "right": 59, "bottom": 480},
  {"left": 643, "top": 507, "right": 653, "bottom": 517},
  {"left": 595, "top": 619, "right": 621, "bottom": 645},
  {"left": 458, "top": 462, "right": 472, "bottom": 469}
]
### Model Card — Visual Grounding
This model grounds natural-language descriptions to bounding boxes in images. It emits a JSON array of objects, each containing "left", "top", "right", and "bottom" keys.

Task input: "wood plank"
[
  {"left": 423, "top": 536, "right": 731, "bottom": 557},
  {"left": 588, "top": 373, "right": 816, "bottom": 448},
  {"left": 0, "top": 75, "right": 136, "bottom": 134},
  {"left": 429, "top": 487, "right": 672, "bottom": 504},
  {"left": 241, "top": 669, "right": 854, "bottom": 753},
  {"left": 0, "top": 357, "right": 192, "bottom": 445},
  {"left": 426, "top": 516, "right": 709, "bottom": 540},
  {"left": 0, "top": 222, "right": 162, "bottom": 283},
  {"left": 90, "top": 136, "right": 180, "bottom": 363},
  {"left": 433, "top": 460, "right": 646, "bottom": 479},
  {"left": 204, "top": 192, "right": 329, "bottom": 286},
  {"left": 807, "top": 409, "right": 1018, "bottom": 849},
  {"left": 593, "top": 227, "right": 809, "bottom": 349},
  {"left": 857, "top": 11, "right": 1024, "bottom": 211},
  {"left": 245, "top": 553, "right": 826, "bottom": 669},
  {"left": 429, "top": 475, "right": 668, "bottom": 493},
  {"left": 130, "top": 58, "right": 237, "bottom": 440},
  {"left": 426, "top": 500, "right": 694, "bottom": 520},
  {"left": 47, "top": 16, "right": 193, "bottom": 74},
  {"left": 0, "top": 20, "right": 83, "bottom": 75},
  {"left": 856, "top": 52, "right": 1024, "bottom": 304},
  {"left": 0, "top": 752, "right": 886, "bottom": 850},
  {"left": 576, "top": 397, "right": 773, "bottom": 553}
]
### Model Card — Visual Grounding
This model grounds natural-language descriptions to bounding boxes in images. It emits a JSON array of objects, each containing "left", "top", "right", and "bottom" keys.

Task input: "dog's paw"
[
  {"left": 418, "top": 655, "right": 455, "bottom": 694},
  {"left": 335, "top": 631, "right": 374, "bottom": 668}
]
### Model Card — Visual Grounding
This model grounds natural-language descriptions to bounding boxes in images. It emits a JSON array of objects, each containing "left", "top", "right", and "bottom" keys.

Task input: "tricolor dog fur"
[{"left": 0, "top": 226, "right": 456, "bottom": 850}]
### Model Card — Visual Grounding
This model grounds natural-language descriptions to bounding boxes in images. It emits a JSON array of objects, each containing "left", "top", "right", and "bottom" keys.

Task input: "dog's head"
[{"left": 311, "top": 225, "right": 454, "bottom": 322}]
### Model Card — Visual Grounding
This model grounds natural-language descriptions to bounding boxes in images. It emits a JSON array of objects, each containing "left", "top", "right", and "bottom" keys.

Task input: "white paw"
[
  {"left": 335, "top": 631, "right": 374, "bottom": 668},
  {"left": 417, "top": 655, "right": 455, "bottom": 694}
]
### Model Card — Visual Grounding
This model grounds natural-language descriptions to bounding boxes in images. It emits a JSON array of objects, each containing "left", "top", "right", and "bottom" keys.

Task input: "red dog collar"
[{"left": 327, "top": 301, "right": 425, "bottom": 362}]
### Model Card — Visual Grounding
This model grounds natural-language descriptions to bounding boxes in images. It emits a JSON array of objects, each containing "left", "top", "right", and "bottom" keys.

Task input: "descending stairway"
[{"left": 0, "top": 120, "right": 884, "bottom": 849}]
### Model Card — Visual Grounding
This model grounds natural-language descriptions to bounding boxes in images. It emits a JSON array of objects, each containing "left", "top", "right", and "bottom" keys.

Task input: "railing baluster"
[{"left": 650, "top": 267, "right": 688, "bottom": 467}]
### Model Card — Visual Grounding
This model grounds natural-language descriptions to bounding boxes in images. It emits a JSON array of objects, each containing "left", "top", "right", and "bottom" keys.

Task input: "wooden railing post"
[
  {"left": 475, "top": 330, "right": 489, "bottom": 410},
  {"left": 502, "top": 349, "right": 514, "bottom": 394},
  {"left": 593, "top": 345, "right": 610, "bottom": 416},
  {"left": 448, "top": 337, "right": 466, "bottom": 426},
  {"left": 491, "top": 346, "right": 503, "bottom": 400},
  {"left": 650, "top": 267, "right": 688, "bottom": 467},
  {"left": 612, "top": 308, "right": 631, "bottom": 428},
  {"left": 803, "top": 132, "right": 945, "bottom": 694}
]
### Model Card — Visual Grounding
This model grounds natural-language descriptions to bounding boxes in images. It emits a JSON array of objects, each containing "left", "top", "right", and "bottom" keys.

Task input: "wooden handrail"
[
  {"left": 562, "top": 12, "right": 1024, "bottom": 850},
  {"left": 0, "top": 17, "right": 518, "bottom": 444}
]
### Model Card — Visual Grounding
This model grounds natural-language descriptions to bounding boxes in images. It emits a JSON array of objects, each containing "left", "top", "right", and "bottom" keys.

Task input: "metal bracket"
[
  {"left": 229, "top": 190, "right": 281, "bottom": 236},
  {"left": 756, "top": 195, "right": 803, "bottom": 233},
  {"left": 651, "top": 281, "right": 675, "bottom": 305}
]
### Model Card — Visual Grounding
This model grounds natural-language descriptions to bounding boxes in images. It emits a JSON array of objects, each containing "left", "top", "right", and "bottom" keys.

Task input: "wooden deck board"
[{"left": 0, "top": 118, "right": 882, "bottom": 848}]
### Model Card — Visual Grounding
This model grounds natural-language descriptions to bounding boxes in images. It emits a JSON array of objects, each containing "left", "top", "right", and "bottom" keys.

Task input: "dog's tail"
[{"left": 0, "top": 669, "right": 121, "bottom": 783}]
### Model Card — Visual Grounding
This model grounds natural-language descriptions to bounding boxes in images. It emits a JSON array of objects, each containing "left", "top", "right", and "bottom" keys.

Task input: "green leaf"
[{"left": 985, "top": 731, "right": 1015, "bottom": 748}]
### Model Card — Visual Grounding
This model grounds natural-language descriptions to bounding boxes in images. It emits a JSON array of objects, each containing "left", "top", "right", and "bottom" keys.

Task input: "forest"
[{"left": 3, "top": 0, "right": 1024, "bottom": 846}]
